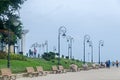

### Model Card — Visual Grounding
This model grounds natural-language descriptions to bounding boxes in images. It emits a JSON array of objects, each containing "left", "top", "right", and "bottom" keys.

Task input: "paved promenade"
[{"left": 17, "top": 67, "right": 120, "bottom": 80}]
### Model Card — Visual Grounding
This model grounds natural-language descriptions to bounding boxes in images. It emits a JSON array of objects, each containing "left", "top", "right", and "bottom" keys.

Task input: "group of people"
[
  {"left": 112, "top": 60, "right": 119, "bottom": 67},
  {"left": 28, "top": 48, "right": 37, "bottom": 58},
  {"left": 105, "top": 60, "right": 119, "bottom": 68}
]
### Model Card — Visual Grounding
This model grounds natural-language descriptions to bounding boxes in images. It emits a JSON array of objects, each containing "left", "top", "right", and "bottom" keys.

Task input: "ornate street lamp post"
[
  {"left": 83, "top": 35, "right": 90, "bottom": 64},
  {"left": 89, "top": 41, "right": 93, "bottom": 63},
  {"left": 42, "top": 43, "right": 45, "bottom": 54},
  {"left": 53, "top": 46, "right": 57, "bottom": 53},
  {"left": 45, "top": 40, "right": 48, "bottom": 53},
  {"left": 67, "top": 35, "right": 74, "bottom": 59},
  {"left": 98, "top": 40, "right": 104, "bottom": 64},
  {"left": 38, "top": 44, "right": 41, "bottom": 58},
  {"left": 58, "top": 26, "right": 67, "bottom": 65}
]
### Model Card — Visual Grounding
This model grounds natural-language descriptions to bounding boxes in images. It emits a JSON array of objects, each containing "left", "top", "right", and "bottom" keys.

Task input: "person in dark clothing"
[
  {"left": 108, "top": 60, "right": 110, "bottom": 68},
  {"left": 34, "top": 47, "right": 37, "bottom": 58},
  {"left": 116, "top": 60, "right": 119, "bottom": 68},
  {"left": 105, "top": 60, "right": 110, "bottom": 68},
  {"left": 29, "top": 49, "right": 32, "bottom": 57},
  {"left": 105, "top": 60, "right": 109, "bottom": 68}
]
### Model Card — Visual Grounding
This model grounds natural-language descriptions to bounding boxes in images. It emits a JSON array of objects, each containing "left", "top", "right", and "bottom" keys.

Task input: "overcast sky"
[{"left": 20, "top": 0, "right": 120, "bottom": 62}]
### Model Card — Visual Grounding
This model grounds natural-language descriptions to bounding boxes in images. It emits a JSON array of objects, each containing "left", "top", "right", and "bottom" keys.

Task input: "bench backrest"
[
  {"left": 26, "top": 67, "right": 35, "bottom": 73},
  {"left": 1, "top": 68, "right": 12, "bottom": 76},
  {"left": 36, "top": 66, "right": 43, "bottom": 72},
  {"left": 92, "top": 64, "right": 96, "bottom": 67},
  {"left": 58, "top": 65, "right": 64, "bottom": 70},
  {"left": 52, "top": 66, "right": 58, "bottom": 71},
  {"left": 70, "top": 64, "right": 78, "bottom": 71}
]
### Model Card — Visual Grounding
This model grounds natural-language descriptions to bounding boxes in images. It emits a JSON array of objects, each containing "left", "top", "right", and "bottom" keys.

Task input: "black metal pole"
[
  {"left": 58, "top": 32, "right": 60, "bottom": 65},
  {"left": 21, "top": 33, "right": 23, "bottom": 54},
  {"left": 98, "top": 40, "right": 104, "bottom": 64},
  {"left": 99, "top": 44, "right": 100, "bottom": 64},
  {"left": 83, "top": 39, "right": 85, "bottom": 64},
  {"left": 45, "top": 41, "right": 48, "bottom": 53},
  {"left": 83, "top": 35, "right": 90, "bottom": 64},
  {"left": 70, "top": 39, "right": 72, "bottom": 59},
  {"left": 7, "top": 21, "right": 10, "bottom": 68},
  {"left": 39, "top": 45, "right": 41, "bottom": 58},
  {"left": 46, "top": 42, "right": 48, "bottom": 53},
  {"left": 91, "top": 45, "right": 93, "bottom": 63},
  {"left": 68, "top": 43, "right": 70, "bottom": 59}
]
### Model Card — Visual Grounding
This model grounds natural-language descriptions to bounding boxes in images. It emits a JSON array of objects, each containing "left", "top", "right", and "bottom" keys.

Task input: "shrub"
[
  {"left": 0, "top": 51, "right": 7, "bottom": 59},
  {"left": 42, "top": 52, "right": 56, "bottom": 61},
  {"left": 71, "top": 58, "right": 75, "bottom": 61},
  {"left": 66, "top": 56, "right": 69, "bottom": 59},
  {"left": 64, "top": 61, "right": 68, "bottom": 64},
  {"left": 0, "top": 51, "right": 26, "bottom": 61},
  {"left": 51, "top": 60, "right": 55, "bottom": 63},
  {"left": 76, "top": 59, "right": 80, "bottom": 62},
  {"left": 56, "top": 53, "right": 59, "bottom": 56},
  {"left": 10, "top": 54, "right": 27, "bottom": 61}
]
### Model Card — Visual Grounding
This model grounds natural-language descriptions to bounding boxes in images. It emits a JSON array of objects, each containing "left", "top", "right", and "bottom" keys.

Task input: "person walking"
[
  {"left": 105, "top": 60, "right": 109, "bottom": 68},
  {"left": 34, "top": 47, "right": 37, "bottom": 58},
  {"left": 108, "top": 60, "right": 111, "bottom": 68},
  {"left": 116, "top": 60, "right": 119, "bottom": 68},
  {"left": 112, "top": 61, "right": 115, "bottom": 67},
  {"left": 29, "top": 49, "right": 32, "bottom": 57}
]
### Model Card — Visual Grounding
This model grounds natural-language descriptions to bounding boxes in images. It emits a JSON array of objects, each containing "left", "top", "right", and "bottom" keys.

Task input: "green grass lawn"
[{"left": 0, "top": 58, "right": 83, "bottom": 73}]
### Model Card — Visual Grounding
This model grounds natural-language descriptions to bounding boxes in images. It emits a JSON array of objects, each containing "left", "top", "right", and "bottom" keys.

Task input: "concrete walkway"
[{"left": 17, "top": 67, "right": 120, "bottom": 80}]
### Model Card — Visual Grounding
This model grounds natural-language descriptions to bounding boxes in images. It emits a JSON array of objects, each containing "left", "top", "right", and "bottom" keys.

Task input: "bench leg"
[
  {"left": 2, "top": 76, "right": 10, "bottom": 80},
  {"left": 28, "top": 73, "right": 34, "bottom": 78}
]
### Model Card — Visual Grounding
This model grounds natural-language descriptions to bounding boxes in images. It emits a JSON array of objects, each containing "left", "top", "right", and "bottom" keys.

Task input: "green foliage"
[
  {"left": 0, "top": 14, "right": 23, "bottom": 45},
  {"left": 42, "top": 52, "right": 56, "bottom": 61},
  {"left": 65, "top": 56, "right": 69, "bottom": 59},
  {"left": 51, "top": 60, "right": 55, "bottom": 63},
  {"left": 76, "top": 59, "right": 80, "bottom": 62},
  {"left": 0, "top": 51, "right": 7, "bottom": 59},
  {"left": 0, "top": 0, "right": 26, "bottom": 14},
  {"left": 10, "top": 54, "right": 26, "bottom": 61},
  {"left": 71, "top": 58, "right": 75, "bottom": 61},
  {"left": 0, "top": 0, "right": 26, "bottom": 45},
  {"left": 0, "top": 51, "right": 26, "bottom": 61},
  {"left": 56, "top": 53, "right": 59, "bottom": 56}
]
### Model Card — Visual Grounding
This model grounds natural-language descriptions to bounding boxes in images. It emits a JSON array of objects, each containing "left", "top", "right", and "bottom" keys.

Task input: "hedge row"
[{"left": 0, "top": 51, "right": 26, "bottom": 61}]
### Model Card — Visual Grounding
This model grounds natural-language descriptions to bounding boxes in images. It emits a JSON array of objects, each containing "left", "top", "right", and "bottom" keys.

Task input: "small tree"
[
  {"left": 42, "top": 52, "right": 56, "bottom": 61},
  {"left": 0, "top": 0, "right": 26, "bottom": 49},
  {"left": 66, "top": 56, "right": 69, "bottom": 59}
]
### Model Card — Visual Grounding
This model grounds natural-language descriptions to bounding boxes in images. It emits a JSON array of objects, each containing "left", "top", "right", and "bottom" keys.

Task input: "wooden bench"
[
  {"left": 82, "top": 64, "right": 90, "bottom": 70},
  {"left": 92, "top": 64, "right": 99, "bottom": 69},
  {"left": 52, "top": 66, "right": 61, "bottom": 74},
  {"left": 36, "top": 66, "right": 47, "bottom": 76},
  {"left": 1, "top": 68, "right": 16, "bottom": 80},
  {"left": 58, "top": 65, "right": 66, "bottom": 73},
  {"left": 70, "top": 64, "right": 78, "bottom": 72},
  {"left": 26, "top": 67, "right": 38, "bottom": 77}
]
